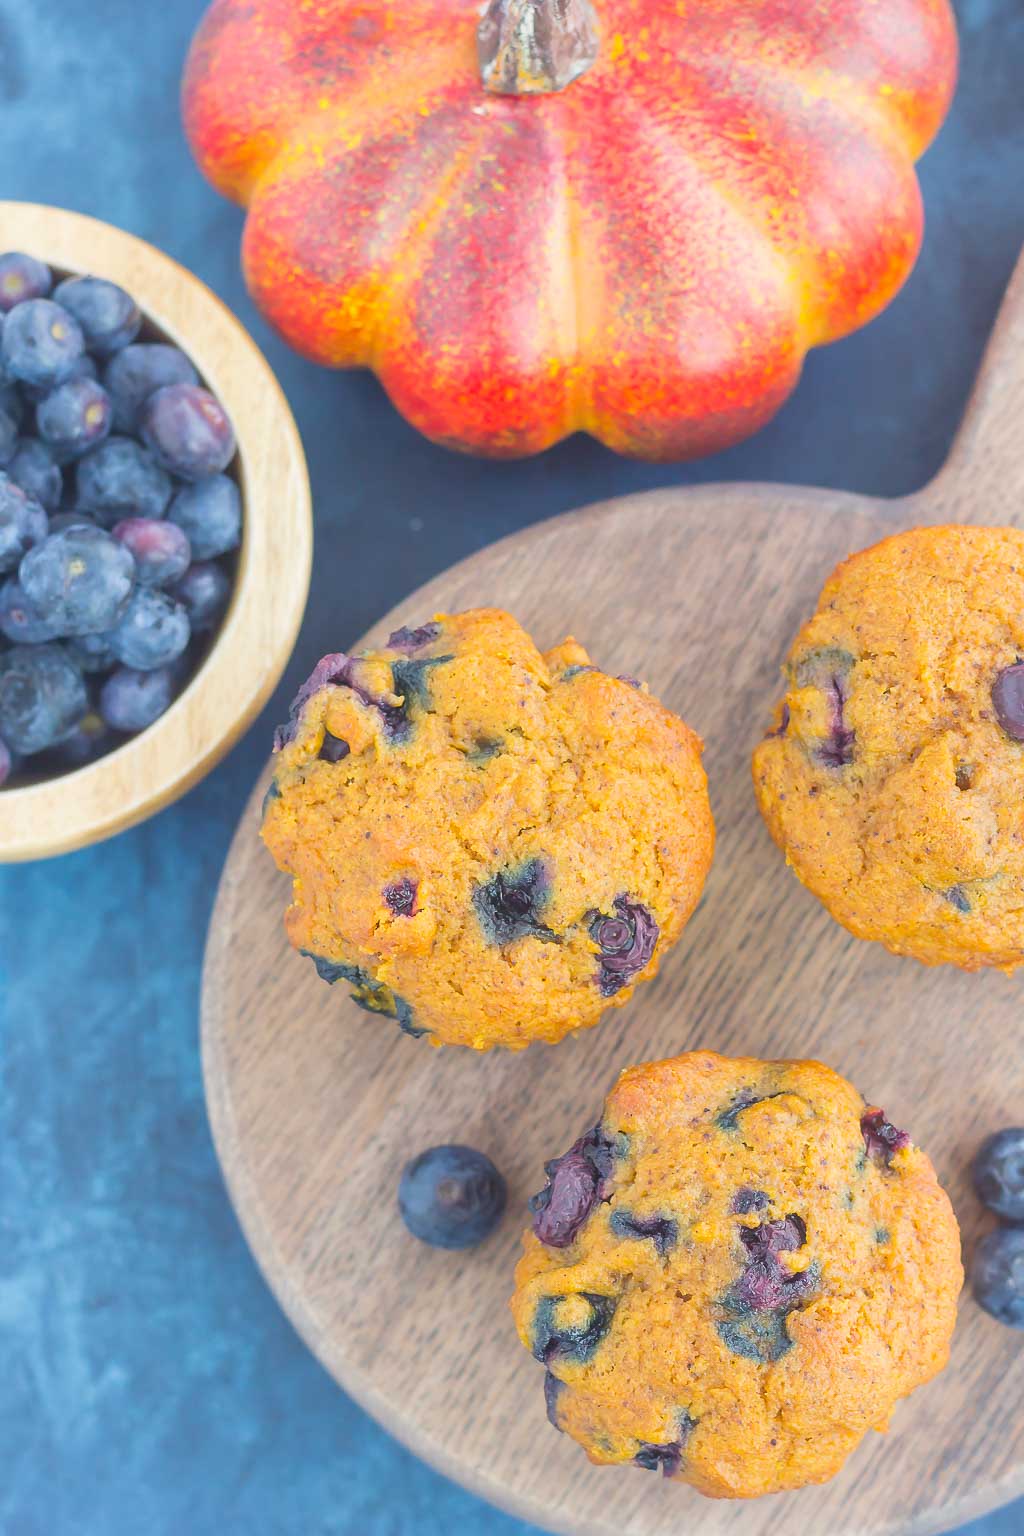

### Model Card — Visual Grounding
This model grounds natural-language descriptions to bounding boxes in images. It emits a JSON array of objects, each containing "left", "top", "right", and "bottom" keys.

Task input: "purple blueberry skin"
[
  {"left": 0, "top": 643, "right": 87, "bottom": 754},
  {"left": 0, "top": 474, "right": 47, "bottom": 573},
  {"left": 35, "top": 377, "right": 113, "bottom": 459},
  {"left": 167, "top": 473, "right": 241, "bottom": 560},
  {"left": 140, "top": 384, "right": 236, "bottom": 481},
  {"left": 75, "top": 435, "right": 173, "bottom": 523},
  {"left": 0, "top": 252, "right": 52, "bottom": 311},
  {"left": 170, "top": 560, "right": 230, "bottom": 632},
  {"left": 108, "top": 586, "right": 190, "bottom": 670},
  {"left": 102, "top": 343, "right": 199, "bottom": 432},
  {"left": 113, "top": 517, "right": 191, "bottom": 588},
  {"left": 973, "top": 1128, "right": 1024, "bottom": 1223},
  {"left": 8, "top": 438, "right": 62, "bottom": 511},
  {"left": 398, "top": 1144, "right": 507, "bottom": 1250},
  {"left": 972, "top": 1226, "right": 1024, "bottom": 1328},
  {"left": 992, "top": 663, "right": 1024, "bottom": 743},
  {"left": 861, "top": 1108, "right": 911, "bottom": 1166},
  {"left": 0, "top": 404, "right": 17, "bottom": 466},
  {"left": 530, "top": 1126, "right": 618, "bottom": 1248},
  {"left": 590, "top": 896, "right": 659, "bottom": 996},
  {"left": 1, "top": 299, "right": 85, "bottom": 390},
  {"left": 99, "top": 665, "right": 174, "bottom": 733},
  {"left": 0, "top": 578, "right": 62, "bottom": 643},
  {"left": 53, "top": 276, "right": 141, "bottom": 355},
  {"left": 20, "top": 524, "right": 136, "bottom": 637}
]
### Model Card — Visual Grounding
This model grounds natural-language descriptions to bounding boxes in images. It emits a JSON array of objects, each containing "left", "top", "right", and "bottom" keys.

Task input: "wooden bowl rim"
[{"left": 0, "top": 201, "right": 312, "bottom": 861}]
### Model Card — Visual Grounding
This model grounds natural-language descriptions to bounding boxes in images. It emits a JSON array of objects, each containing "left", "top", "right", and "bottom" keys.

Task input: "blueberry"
[
  {"left": 543, "top": 1372, "right": 565, "bottom": 1431},
  {"left": 861, "top": 1108, "right": 910, "bottom": 1167},
  {"left": 992, "top": 663, "right": 1024, "bottom": 743},
  {"left": 113, "top": 517, "right": 191, "bottom": 587},
  {"left": 634, "top": 1416, "right": 697, "bottom": 1478},
  {"left": 75, "top": 436, "right": 173, "bottom": 522},
  {"left": 0, "top": 252, "right": 52, "bottom": 311},
  {"left": 108, "top": 587, "right": 189, "bottom": 670},
  {"left": 1, "top": 299, "right": 85, "bottom": 390},
  {"left": 53, "top": 276, "right": 141, "bottom": 355},
  {"left": 64, "top": 629, "right": 117, "bottom": 673},
  {"left": 530, "top": 1125, "right": 621, "bottom": 1248},
  {"left": 531, "top": 1292, "right": 617, "bottom": 1364},
  {"left": 0, "top": 474, "right": 47, "bottom": 572},
  {"left": 589, "top": 896, "right": 658, "bottom": 995},
  {"left": 972, "top": 1226, "right": 1024, "bottom": 1328},
  {"left": 167, "top": 473, "right": 241, "bottom": 558},
  {"left": 48, "top": 708, "right": 112, "bottom": 768},
  {"left": 8, "top": 438, "right": 62, "bottom": 510},
  {"left": 0, "top": 382, "right": 24, "bottom": 426},
  {"left": 732, "top": 1187, "right": 770, "bottom": 1214},
  {"left": 140, "top": 384, "right": 235, "bottom": 480},
  {"left": 0, "top": 733, "right": 11, "bottom": 786},
  {"left": 398, "top": 1145, "right": 507, "bottom": 1249},
  {"left": 21, "top": 525, "right": 135, "bottom": 636},
  {"left": 715, "top": 1212, "right": 817, "bottom": 1363},
  {"left": 99, "top": 665, "right": 174, "bottom": 733},
  {"left": 716, "top": 1089, "right": 782, "bottom": 1133},
  {"left": 170, "top": 560, "right": 230, "bottom": 632},
  {"left": 609, "top": 1210, "right": 677, "bottom": 1257},
  {"left": 318, "top": 728, "right": 350, "bottom": 763},
  {"left": 36, "top": 377, "right": 112, "bottom": 459},
  {"left": 388, "top": 621, "right": 442, "bottom": 652},
  {"left": 0, "top": 404, "right": 17, "bottom": 465},
  {"left": 0, "top": 579, "right": 61, "bottom": 644},
  {"left": 974, "top": 1128, "right": 1024, "bottom": 1222},
  {"left": 102, "top": 343, "right": 198, "bottom": 432},
  {"left": 383, "top": 877, "right": 417, "bottom": 915},
  {"left": 473, "top": 858, "right": 557, "bottom": 946},
  {"left": 0, "top": 643, "right": 87, "bottom": 754},
  {"left": 46, "top": 511, "right": 97, "bottom": 535}
]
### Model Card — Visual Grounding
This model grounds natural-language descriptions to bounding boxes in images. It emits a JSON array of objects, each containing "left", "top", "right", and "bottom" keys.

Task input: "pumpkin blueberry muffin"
[
  {"left": 511, "top": 1051, "right": 961, "bottom": 1499},
  {"left": 261, "top": 609, "right": 713, "bottom": 1049},
  {"left": 754, "top": 526, "right": 1024, "bottom": 970}
]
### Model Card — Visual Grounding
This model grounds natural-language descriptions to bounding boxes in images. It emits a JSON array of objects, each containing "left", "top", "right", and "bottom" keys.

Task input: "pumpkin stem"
[{"left": 478, "top": 0, "right": 599, "bottom": 96}]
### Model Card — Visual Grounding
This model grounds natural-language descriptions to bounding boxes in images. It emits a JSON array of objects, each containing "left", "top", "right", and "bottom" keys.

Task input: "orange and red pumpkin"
[{"left": 183, "top": 0, "right": 957, "bottom": 460}]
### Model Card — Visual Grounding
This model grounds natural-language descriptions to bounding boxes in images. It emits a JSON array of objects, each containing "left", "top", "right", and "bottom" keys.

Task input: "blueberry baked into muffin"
[
  {"left": 754, "top": 526, "right": 1024, "bottom": 970},
  {"left": 511, "top": 1051, "right": 961, "bottom": 1499},
  {"left": 261, "top": 608, "right": 714, "bottom": 1049}
]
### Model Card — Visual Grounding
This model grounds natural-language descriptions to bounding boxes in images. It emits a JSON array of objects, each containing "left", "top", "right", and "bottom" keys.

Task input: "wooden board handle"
[{"left": 925, "top": 247, "right": 1024, "bottom": 519}]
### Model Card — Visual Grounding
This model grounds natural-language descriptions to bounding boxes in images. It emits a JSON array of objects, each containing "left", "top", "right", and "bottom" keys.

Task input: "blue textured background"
[{"left": 1, "top": 2, "right": 1023, "bottom": 1532}]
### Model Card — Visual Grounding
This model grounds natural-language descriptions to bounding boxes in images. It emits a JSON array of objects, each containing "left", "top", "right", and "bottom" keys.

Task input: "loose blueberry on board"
[
  {"left": 140, "top": 383, "right": 236, "bottom": 480},
  {"left": 397, "top": 1144, "right": 507, "bottom": 1250},
  {"left": 20, "top": 524, "right": 135, "bottom": 636},
  {"left": 0, "top": 475, "right": 47, "bottom": 572},
  {"left": 35, "top": 376, "right": 112, "bottom": 458},
  {"left": 75, "top": 435, "right": 173, "bottom": 523},
  {"left": 1, "top": 299, "right": 85, "bottom": 390},
  {"left": 974, "top": 1128, "right": 1024, "bottom": 1222},
  {"left": 113, "top": 517, "right": 191, "bottom": 587},
  {"left": 108, "top": 586, "right": 190, "bottom": 670},
  {"left": 0, "top": 643, "right": 87, "bottom": 754},
  {"left": 102, "top": 343, "right": 199, "bottom": 432},
  {"left": 992, "top": 663, "right": 1024, "bottom": 743},
  {"left": 0, "top": 252, "right": 52, "bottom": 310},
  {"left": 99, "top": 665, "right": 174, "bottom": 733},
  {"left": 589, "top": 895, "right": 658, "bottom": 995},
  {"left": 0, "top": 578, "right": 61, "bottom": 644},
  {"left": 54, "top": 276, "right": 141, "bottom": 355},
  {"left": 170, "top": 560, "right": 230, "bottom": 632},
  {"left": 8, "top": 438, "right": 62, "bottom": 510},
  {"left": 167, "top": 472, "right": 241, "bottom": 558},
  {"left": 972, "top": 1226, "right": 1024, "bottom": 1328}
]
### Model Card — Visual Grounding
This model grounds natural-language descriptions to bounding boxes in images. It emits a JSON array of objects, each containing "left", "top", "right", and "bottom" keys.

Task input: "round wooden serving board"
[{"left": 203, "top": 253, "right": 1024, "bottom": 1536}]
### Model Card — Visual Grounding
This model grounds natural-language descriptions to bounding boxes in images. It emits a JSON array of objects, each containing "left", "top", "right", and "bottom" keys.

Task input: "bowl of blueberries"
[{"left": 0, "top": 202, "right": 311, "bottom": 860}]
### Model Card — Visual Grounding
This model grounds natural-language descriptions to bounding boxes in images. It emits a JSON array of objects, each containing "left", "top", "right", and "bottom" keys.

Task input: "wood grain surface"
[
  {"left": 0, "top": 202, "right": 312, "bottom": 861},
  {"left": 202, "top": 250, "right": 1024, "bottom": 1536}
]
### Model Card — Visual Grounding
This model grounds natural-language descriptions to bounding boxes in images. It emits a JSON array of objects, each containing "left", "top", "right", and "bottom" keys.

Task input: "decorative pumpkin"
[{"left": 183, "top": 0, "right": 957, "bottom": 461}]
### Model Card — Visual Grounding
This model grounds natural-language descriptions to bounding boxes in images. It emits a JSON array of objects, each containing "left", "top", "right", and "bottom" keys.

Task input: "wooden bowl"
[{"left": 0, "top": 202, "right": 312, "bottom": 862}]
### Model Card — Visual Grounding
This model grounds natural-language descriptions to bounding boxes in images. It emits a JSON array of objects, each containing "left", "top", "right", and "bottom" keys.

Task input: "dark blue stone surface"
[{"left": 1, "top": 1, "right": 1023, "bottom": 1531}]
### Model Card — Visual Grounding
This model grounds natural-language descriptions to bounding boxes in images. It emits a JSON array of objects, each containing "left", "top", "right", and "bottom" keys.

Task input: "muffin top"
[
  {"left": 511, "top": 1051, "right": 961, "bottom": 1500},
  {"left": 753, "top": 525, "right": 1024, "bottom": 970},
  {"left": 261, "top": 608, "right": 713, "bottom": 1049}
]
